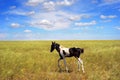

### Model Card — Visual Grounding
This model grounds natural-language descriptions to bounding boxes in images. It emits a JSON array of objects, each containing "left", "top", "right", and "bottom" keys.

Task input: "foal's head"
[{"left": 50, "top": 42, "right": 60, "bottom": 52}]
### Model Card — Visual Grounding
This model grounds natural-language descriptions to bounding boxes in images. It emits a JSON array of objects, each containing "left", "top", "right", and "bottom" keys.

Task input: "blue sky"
[{"left": 0, "top": 0, "right": 120, "bottom": 40}]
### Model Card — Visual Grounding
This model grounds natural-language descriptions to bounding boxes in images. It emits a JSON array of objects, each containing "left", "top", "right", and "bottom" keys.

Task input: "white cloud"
[
  {"left": 26, "top": 0, "right": 45, "bottom": 6},
  {"left": 10, "top": 6, "right": 16, "bottom": 9},
  {"left": 100, "top": 15, "right": 117, "bottom": 19},
  {"left": 56, "top": 0, "right": 74, "bottom": 6},
  {"left": 91, "top": 0, "right": 98, "bottom": 4},
  {"left": 27, "top": 11, "right": 35, "bottom": 15},
  {"left": 30, "top": 19, "right": 51, "bottom": 26},
  {"left": 6, "top": 0, "right": 91, "bottom": 31},
  {"left": 101, "top": 19, "right": 112, "bottom": 23},
  {"left": 103, "top": 0, "right": 120, "bottom": 3},
  {"left": 28, "top": 11, "right": 90, "bottom": 30},
  {"left": 25, "top": 0, "right": 74, "bottom": 8},
  {"left": 117, "top": 27, "right": 120, "bottom": 30},
  {"left": 69, "top": 16, "right": 80, "bottom": 21},
  {"left": 24, "top": 30, "right": 32, "bottom": 33},
  {"left": 68, "top": 14, "right": 90, "bottom": 21},
  {"left": 30, "top": 19, "right": 70, "bottom": 30},
  {"left": 43, "top": 1, "right": 56, "bottom": 11},
  {"left": 99, "top": 0, "right": 120, "bottom": 6},
  {"left": 7, "top": 10, "right": 35, "bottom": 16},
  {"left": 11, "top": 23, "right": 20, "bottom": 28},
  {"left": 39, "top": 19, "right": 52, "bottom": 25},
  {"left": 100, "top": 15, "right": 106, "bottom": 19},
  {"left": 75, "top": 20, "right": 96, "bottom": 27},
  {"left": 108, "top": 15, "right": 117, "bottom": 18},
  {"left": 115, "top": 26, "right": 120, "bottom": 30},
  {"left": 26, "top": 0, "right": 75, "bottom": 11}
]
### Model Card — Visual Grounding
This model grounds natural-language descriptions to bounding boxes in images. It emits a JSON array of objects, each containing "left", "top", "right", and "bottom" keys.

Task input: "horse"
[{"left": 50, "top": 41, "right": 85, "bottom": 73}]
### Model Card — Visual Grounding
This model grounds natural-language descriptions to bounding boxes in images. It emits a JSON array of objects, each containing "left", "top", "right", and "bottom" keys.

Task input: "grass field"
[{"left": 0, "top": 40, "right": 120, "bottom": 80}]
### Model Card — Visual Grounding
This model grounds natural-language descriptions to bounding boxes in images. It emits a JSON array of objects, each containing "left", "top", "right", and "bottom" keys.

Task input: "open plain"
[{"left": 0, "top": 40, "right": 120, "bottom": 80}]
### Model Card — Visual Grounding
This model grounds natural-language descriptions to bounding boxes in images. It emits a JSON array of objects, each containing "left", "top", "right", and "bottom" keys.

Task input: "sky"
[{"left": 0, "top": 0, "right": 120, "bottom": 40}]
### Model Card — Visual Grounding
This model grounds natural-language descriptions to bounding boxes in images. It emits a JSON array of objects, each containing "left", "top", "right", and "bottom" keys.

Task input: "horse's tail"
[
  {"left": 77, "top": 48, "right": 84, "bottom": 54},
  {"left": 81, "top": 48, "right": 84, "bottom": 53}
]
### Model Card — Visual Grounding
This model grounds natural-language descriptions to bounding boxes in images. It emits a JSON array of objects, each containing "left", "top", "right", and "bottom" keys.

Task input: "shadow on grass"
[{"left": 57, "top": 69, "right": 73, "bottom": 73}]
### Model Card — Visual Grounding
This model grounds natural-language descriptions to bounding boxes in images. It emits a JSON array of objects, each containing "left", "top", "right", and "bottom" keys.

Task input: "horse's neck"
[
  {"left": 60, "top": 45, "right": 65, "bottom": 48},
  {"left": 55, "top": 44, "right": 66, "bottom": 53},
  {"left": 55, "top": 45, "right": 60, "bottom": 53},
  {"left": 56, "top": 45, "right": 66, "bottom": 53}
]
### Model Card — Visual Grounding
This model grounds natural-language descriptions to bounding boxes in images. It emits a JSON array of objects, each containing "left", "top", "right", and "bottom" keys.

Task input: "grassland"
[{"left": 0, "top": 40, "right": 120, "bottom": 80}]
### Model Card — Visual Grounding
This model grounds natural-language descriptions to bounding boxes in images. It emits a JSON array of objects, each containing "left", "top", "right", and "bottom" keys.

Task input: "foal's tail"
[
  {"left": 76, "top": 48, "right": 84, "bottom": 53},
  {"left": 76, "top": 48, "right": 84, "bottom": 54},
  {"left": 81, "top": 48, "right": 84, "bottom": 53}
]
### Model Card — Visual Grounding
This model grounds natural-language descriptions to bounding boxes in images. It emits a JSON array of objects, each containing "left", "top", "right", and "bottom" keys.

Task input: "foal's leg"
[
  {"left": 58, "top": 58, "right": 62, "bottom": 70},
  {"left": 78, "top": 58, "right": 85, "bottom": 73},
  {"left": 77, "top": 59, "right": 81, "bottom": 71},
  {"left": 63, "top": 58, "right": 68, "bottom": 72},
  {"left": 75, "top": 57, "right": 80, "bottom": 71}
]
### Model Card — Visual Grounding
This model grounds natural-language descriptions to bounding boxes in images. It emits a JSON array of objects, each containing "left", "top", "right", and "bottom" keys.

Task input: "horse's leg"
[
  {"left": 76, "top": 57, "right": 80, "bottom": 71},
  {"left": 63, "top": 58, "right": 68, "bottom": 72},
  {"left": 78, "top": 58, "right": 85, "bottom": 73},
  {"left": 58, "top": 58, "right": 62, "bottom": 71}
]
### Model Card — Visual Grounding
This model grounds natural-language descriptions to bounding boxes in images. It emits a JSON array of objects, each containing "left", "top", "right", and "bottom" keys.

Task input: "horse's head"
[{"left": 50, "top": 41, "right": 56, "bottom": 52}]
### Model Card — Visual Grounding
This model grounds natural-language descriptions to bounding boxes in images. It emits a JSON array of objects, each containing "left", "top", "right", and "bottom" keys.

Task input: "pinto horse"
[{"left": 50, "top": 42, "right": 85, "bottom": 73}]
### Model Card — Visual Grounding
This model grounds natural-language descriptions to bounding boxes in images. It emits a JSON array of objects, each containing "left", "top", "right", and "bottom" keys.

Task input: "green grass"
[{"left": 0, "top": 40, "right": 120, "bottom": 80}]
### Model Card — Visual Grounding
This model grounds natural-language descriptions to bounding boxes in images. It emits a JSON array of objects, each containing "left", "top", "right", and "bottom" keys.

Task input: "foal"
[{"left": 50, "top": 42, "right": 85, "bottom": 73}]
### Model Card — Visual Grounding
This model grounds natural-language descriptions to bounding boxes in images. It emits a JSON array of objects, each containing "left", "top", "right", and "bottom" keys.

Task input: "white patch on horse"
[{"left": 60, "top": 46, "right": 70, "bottom": 57}]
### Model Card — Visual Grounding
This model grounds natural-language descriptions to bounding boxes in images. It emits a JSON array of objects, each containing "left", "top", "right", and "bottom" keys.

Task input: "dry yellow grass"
[{"left": 0, "top": 40, "right": 120, "bottom": 80}]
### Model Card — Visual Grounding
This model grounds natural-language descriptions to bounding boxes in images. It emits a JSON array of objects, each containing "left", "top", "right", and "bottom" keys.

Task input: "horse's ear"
[
  {"left": 52, "top": 41, "right": 54, "bottom": 44},
  {"left": 52, "top": 41, "right": 55, "bottom": 44}
]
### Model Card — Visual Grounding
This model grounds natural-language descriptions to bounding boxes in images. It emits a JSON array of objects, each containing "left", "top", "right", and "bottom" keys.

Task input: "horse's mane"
[{"left": 60, "top": 45, "right": 65, "bottom": 48}]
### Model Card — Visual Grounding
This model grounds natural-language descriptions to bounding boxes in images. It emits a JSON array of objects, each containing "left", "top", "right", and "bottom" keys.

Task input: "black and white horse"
[{"left": 50, "top": 42, "right": 85, "bottom": 73}]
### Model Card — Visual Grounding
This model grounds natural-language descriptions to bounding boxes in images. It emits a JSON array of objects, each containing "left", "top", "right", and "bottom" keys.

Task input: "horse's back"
[{"left": 69, "top": 47, "right": 83, "bottom": 57}]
